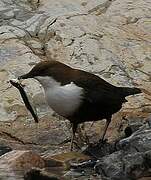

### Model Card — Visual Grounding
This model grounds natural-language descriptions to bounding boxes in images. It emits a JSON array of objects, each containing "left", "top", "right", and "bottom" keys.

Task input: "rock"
[
  {"left": 0, "top": 150, "right": 45, "bottom": 179},
  {"left": 0, "top": 0, "right": 150, "bottom": 143},
  {"left": 0, "top": 144, "right": 12, "bottom": 156},
  {"left": 64, "top": 169, "right": 86, "bottom": 178},
  {"left": 24, "top": 168, "right": 59, "bottom": 180},
  {"left": 94, "top": 122, "right": 151, "bottom": 179},
  {"left": 95, "top": 150, "right": 151, "bottom": 180},
  {"left": 95, "top": 151, "right": 125, "bottom": 179},
  {"left": 124, "top": 122, "right": 144, "bottom": 137},
  {"left": 0, "top": 0, "right": 151, "bottom": 178},
  {"left": 138, "top": 178, "right": 151, "bottom": 180},
  {"left": 118, "top": 125, "right": 151, "bottom": 152},
  {"left": 146, "top": 115, "right": 151, "bottom": 128},
  {"left": 43, "top": 152, "right": 91, "bottom": 170},
  {"left": 83, "top": 141, "right": 116, "bottom": 159}
]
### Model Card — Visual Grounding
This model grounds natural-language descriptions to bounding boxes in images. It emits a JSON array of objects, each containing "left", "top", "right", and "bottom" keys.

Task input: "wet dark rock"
[
  {"left": 146, "top": 114, "right": 151, "bottom": 128},
  {"left": 93, "top": 122, "right": 151, "bottom": 179},
  {"left": 124, "top": 123, "right": 144, "bottom": 137},
  {"left": 68, "top": 117, "right": 151, "bottom": 179},
  {"left": 95, "top": 150, "right": 151, "bottom": 180},
  {"left": 24, "top": 168, "right": 59, "bottom": 180},
  {"left": 70, "top": 159, "right": 98, "bottom": 169},
  {"left": 0, "top": 144, "right": 12, "bottom": 156},
  {"left": 83, "top": 141, "right": 116, "bottom": 159},
  {"left": 117, "top": 124, "right": 151, "bottom": 152},
  {"left": 95, "top": 151, "right": 127, "bottom": 179}
]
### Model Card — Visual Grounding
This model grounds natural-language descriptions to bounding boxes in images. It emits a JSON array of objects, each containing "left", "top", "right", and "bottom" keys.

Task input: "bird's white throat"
[
  {"left": 35, "top": 76, "right": 60, "bottom": 88},
  {"left": 35, "top": 76, "right": 84, "bottom": 117}
]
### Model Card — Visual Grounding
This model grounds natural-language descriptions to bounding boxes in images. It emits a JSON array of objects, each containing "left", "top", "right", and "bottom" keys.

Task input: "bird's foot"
[
  {"left": 77, "top": 128, "right": 90, "bottom": 145},
  {"left": 87, "top": 138, "right": 108, "bottom": 148},
  {"left": 59, "top": 138, "right": 81, "bottom": 151},
  {"left": 79, "top": 134, "right": 90, "bottom": 144},
  {"left": 99, "top": 139, "right": 108, "bottom": 144},
  {"left": 98, "top": 138, "right": 108, "bottom": 145}
]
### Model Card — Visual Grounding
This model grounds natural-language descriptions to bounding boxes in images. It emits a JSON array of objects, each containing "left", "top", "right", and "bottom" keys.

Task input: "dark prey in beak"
[{"left": 10, "top": 79, "right": 38, "bottom": 123}]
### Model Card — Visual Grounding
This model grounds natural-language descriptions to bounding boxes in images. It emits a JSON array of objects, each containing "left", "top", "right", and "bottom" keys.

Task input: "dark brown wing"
[
  {"left": 72, "top": 69, "right": 123, "bottom": 104},
  {"left": 71, "top": 70, "right": 126, "bottom": 121}
]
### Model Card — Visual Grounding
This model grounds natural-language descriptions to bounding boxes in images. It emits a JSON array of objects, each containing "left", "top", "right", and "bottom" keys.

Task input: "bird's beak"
[{"left": 18, "top": 73, "right": 33, "bottom": 80}]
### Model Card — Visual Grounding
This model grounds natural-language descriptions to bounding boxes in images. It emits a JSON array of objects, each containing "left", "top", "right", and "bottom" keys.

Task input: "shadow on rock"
[
  {"left": 24, "top": 168, "right": 59, "bottom": 180},
  {"left": 70, "top": 118, "right": 151, "bottom": 180}
]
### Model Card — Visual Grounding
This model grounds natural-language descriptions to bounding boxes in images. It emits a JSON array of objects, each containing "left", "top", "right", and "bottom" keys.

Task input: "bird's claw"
[{"left": 98, "top": 138, "right": 108, "bottom": 144}]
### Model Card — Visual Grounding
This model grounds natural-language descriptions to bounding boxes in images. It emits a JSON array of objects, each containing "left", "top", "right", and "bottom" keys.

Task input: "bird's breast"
[{"left": 45, "top": 82, "right": 84, "bottom": 117}]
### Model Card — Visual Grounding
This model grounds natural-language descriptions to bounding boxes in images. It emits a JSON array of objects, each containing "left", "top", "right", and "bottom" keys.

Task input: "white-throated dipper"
[{"left": 19, "top": 60, "right": 142, "bottom": 150}]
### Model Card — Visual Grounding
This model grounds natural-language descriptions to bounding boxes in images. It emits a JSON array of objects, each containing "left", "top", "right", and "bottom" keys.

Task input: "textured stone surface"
[
  {"left": 0, "top": 0, "right": 150, "bottom": 179},
  {"left": 0, "top": 0, "right": 150, "bottom": 123},
  {"left": 43, "top": 151, "right": 91, "bottom": 170},
  {"left": 95, "top": 122, "right": 151, "bottom": 179},
  {"left": 0, "top": 144, "right": 12, "bottom": 156},
  {"left": 0, "top": 150, "right": 45, "bottom": 180},
  {"left": 24, "top": 168, "right": 59, "bottom": 180},
  {"left": 95, "top": 150, "right": 151, "bottom": 179}
]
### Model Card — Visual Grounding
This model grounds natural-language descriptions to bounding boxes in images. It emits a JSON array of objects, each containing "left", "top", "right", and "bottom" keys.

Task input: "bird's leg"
[
  {"left": 70, "top": 123, "right": 77, "bottom": 151},
  {"left": 100, "top": 118, "right": 111, "bottom": 143}
]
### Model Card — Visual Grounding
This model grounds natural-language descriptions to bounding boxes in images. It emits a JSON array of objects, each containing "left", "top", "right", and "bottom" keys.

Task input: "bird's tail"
[{"left": 118, "top": 87, "right": 142, "bottom": 97}]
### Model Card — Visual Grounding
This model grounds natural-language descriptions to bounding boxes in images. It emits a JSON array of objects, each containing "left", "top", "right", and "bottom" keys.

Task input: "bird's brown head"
[
  {"left": 18, "top": 61, "right": 53, "bottom": 79},
  {"left": 18, "top": 60, "right": 73, "bottom": 87},
  {"left": 18, "top": 61, "right": 63, "bottom": 80}
]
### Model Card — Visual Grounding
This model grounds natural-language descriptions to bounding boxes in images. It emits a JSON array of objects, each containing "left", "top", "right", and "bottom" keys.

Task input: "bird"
[{"left": 18, "top": 60, "right": 142, "bottom": 150}]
